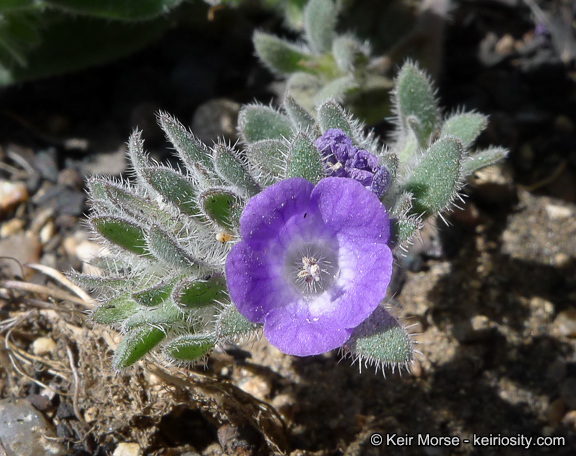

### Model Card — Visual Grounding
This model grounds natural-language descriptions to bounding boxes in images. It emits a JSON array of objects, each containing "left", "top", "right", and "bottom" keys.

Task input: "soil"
[{"left": 1, "top": 1, "right": 576, "bottom": 455}]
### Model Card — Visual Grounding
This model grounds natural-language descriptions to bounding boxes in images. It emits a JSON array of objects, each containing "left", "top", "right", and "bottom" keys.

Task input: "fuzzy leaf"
[
  {"left": 286, "top": 132, "right": 325, "bottom": 183},
  {"left": 199, "top": 188, "right": 244, "bottom": 231},
  {"left": 216, "top": 305, "right": 260, "bottom": 340},
  {"left": 44, "top": 0, "right": 183, "bottom": 20},
  {"left": 91, "top": 215, "right": 148, "bottom": 256},
  {"left": 124, "top": 301, "right": 183, "bottom": 329},
  {"left": 332, "top": 35, "right": 365, "bottom": 72},
  {"left": 173, "top": 276, "right": 227, "bottom": 309},
  {"left": 132, "top": 281, "right": 174, "bottom": 307},
  {"left": 0, "top": 0, "right": 35, "bottom": 12},
  {"left": 317, "top": 100, "right": 354, "bottom": 139},
  {"left": 127, "top": 130, "right": 150, "bottom": 178},
  {"left": 147, "top": 225, "right": 202, "bottom": 270},
  {"left": 68, "top": 271, "right": 135, "bottom": 291},
  {"left": 246, "top": 140, "right": 287, "bottom": 185},
  {"left": 462, "top": 147, "right": 509, "bottom": 176},
  {"left": 141, "top": 167, "right": 200, "bottom": 216},
  {"left": 389, "top": 191, "right": 413, "bottom": 217},
  {"left": 314, "top": 75, "right": 357, "bottom": 105},
  {"left": 164, "top": 334, "right": 215, "bottom": 362},
  {"left": 101, "top": 181, "right": 165, "bottom": 222},
  {"left": 395, "top": 62, "right": 439, "bottom": 148},
  {"left": 283, "top": 94, "right": 318, "bottom": 134},
  {"left": 158, "top": 112, "right": 214, "bottom": 179},
  {"left": 286, "top": 72, "right": 323, "bottom": 114},
  {"left": 303, "top": 0, "right": 337, "bottom": 54},
  {"left": 0, "top": 11, "right": 169, "bottom": 86},
  {"left": 392, "top": 217, "right": 421, "bottom": 246},
  {"left": 441, "top": 112, "right": 488, "bottom": 149},
  {"left": 343, "top": 306, "right": 413, "bottom": 370},
  {"left": 87, "top": 179, "right": 122, "bottom": 215},
  {"left": 87, "top": 178, "right": 108, "bottom": 202},
  {"left": 404, "top": 137, "right": 463, "bottom": 216},
  {"left": 213, "top": 144, "right": 260, "bottom": 197},
  {"left": 92, "top": 293, "right": 138, "bottom": 325},
  {"left": 238, "top": 105, "right": 293, "bottom": 144},
  {"left": 113, "top": 326, "right": 166, "bottom": 369},
  {"left": 253, "top": 31, "right": 315, "bottom": 74}
]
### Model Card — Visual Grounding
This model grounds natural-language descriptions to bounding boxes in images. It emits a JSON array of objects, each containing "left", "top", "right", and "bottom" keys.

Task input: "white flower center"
[{"left": 285, "top": 242, "right": 338, "bottom": 297}]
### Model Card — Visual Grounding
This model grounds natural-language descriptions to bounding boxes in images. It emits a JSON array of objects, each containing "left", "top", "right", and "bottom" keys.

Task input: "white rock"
[
  {"left": 112, "top": 442, "right": 142, "bottom": 456},
  {"left": 31, "top": 337, "right": 57, "bottom": 356}
]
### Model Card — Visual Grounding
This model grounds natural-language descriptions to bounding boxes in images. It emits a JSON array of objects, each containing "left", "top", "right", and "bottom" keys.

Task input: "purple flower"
[
  {"left": 314, "top": 129, "right": 381, "bottom": 188},
  {"left": 225, "top": 177, "right": 393, "bottom": 356}
]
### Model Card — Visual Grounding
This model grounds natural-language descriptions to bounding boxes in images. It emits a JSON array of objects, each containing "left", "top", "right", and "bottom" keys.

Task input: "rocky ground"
[{"left": 1, "top": 1, "right": 575, "bottom": 455}]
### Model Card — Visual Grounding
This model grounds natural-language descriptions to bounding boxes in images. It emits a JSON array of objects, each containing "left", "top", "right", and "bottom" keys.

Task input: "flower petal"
[
  {"left": 328, "top": 239, "right": 393, "bottom": 328},
  {"left": 238, "top": 178, "right": 315, "bottom": 242},
  {"left": 226, "top": 241, "right": 297, "bottom": 323},
  {"left": 263, "top": 302, "right": 353, "bottom": 356},
  {"left": 311, "top": 177, "right": 390, "bottom": 243}
]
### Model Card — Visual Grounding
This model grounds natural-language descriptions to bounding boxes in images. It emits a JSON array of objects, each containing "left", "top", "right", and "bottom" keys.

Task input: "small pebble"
[
  {"left": 545, "top": 204, "right": 572, "bottom": 221},
  {"left": 84, "top": 406, "right": 99, "bottom": 423},
  {"left": 0, "top": 398, "right": 66, "bottom": 456},
  {"left": 39, "top": 220, "right": 56, "bottom": 245},
  {"left": 0, "top": 232, "right": 42, "bottom": 279},
  {"left": 238, "top": 374, "right": 271, "bottom": 400},
  {"left": 0, "top": 181, "right": 28, "bottom": 217},
  {"left": 562, "top": 410, "right": 576, "bottom": 428},
  {"left": 0, "top": 218, "right": 25, "bottom": 237},
  {"left": 552, "top": 308, "right": 576, "bottom": 337},
  {"left": 32, "top": 337, "right": 57, "bottom": 356},
  {"left": 112, "top": 442, "right": 142, "bottom": 456}
]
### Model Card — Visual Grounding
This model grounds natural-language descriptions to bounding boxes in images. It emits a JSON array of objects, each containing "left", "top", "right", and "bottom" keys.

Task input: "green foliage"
[
  {"left": 91, "top": 216, "right": 149, "bottom": 257},
  {"left": 238, "top": 105, "right": 293, "bottom": 143},
  {"left": 42, "top": 0, "right": 182, "bottom": 20},
  {"left": 303, "top": 0, "right": 337, "bottom": 54},
  {"left": 253, "top": 31, "right": 315, "bottom": 75},
  {"left": 199, "top": 189, "right": 244, "bottom": 231},
  {"left": 0, "top": 0, "right": 185, "bottom": 85},
  {"left": 76, "top": 61, "right": 507, "bottom": 372},
  {"left": 252, "top": 0, "right": 393, "bottom": 123},
  {"left": 404, "top": 136, "right": 463, "bottom": 216},
  {"left": 173, "top": 277, "right": 227, "bottom": 308},
  {"left": 164, "top": 335, "right": 215, "bottom": 363},
  {"left": 113, "top": 326, "right": 166, "bottom": 369},
  {"left": 342, "top": 306, "right": 413, "bottom": 373},
  {"left": 394, "top": 62, "right": 439, "bottom": 150},
  {"left": 286, "top": 132, "right": 325, "bottom": 183}
]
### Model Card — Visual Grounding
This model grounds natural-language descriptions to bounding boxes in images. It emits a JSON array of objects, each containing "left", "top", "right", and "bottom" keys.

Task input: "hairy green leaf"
[
  {"left": 404, "top": 136, "right": 463, "bottom": 216},
  {"left": 286, "top": 132, "right": 325, "bottom": 183},
  {"left": 91, "top": 215, "right": 148, "bottom": 256},
  {"left": 441, "top": 112, "right": 488, "bottom": 149},
  {"left": 164, "top": 334, "right": 215, "bottom": 362},
  {"left": 113, "top": 326, "right": 166, "bottom": 369},
  {"left": 238, "top": 105, "right": 293, "bottom": 144}
]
